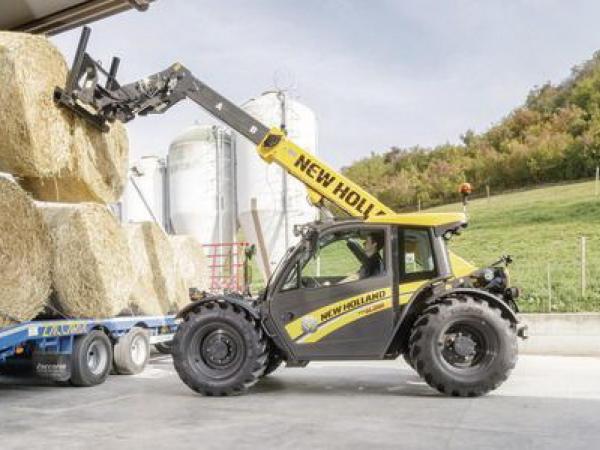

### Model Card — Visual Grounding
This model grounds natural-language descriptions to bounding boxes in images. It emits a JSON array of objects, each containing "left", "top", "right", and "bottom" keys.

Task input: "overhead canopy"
[{"left": 0, "top": 0, "right": 154, "bottom": 36}]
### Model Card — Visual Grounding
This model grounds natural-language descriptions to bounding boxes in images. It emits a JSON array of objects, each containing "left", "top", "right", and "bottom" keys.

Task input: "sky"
[{"left": 51, "top": 0, "right": 600, "bottom": 169}]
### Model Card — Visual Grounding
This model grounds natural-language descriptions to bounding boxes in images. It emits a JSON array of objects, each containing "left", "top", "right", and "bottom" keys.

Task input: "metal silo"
[
  {"left": 236, "top": 91, "right": 318, "bottom": 281},
  {"left": 168, "top": 123, "right": 236, "bottom": 245},
  {"left": 123, "top": 155, "right": 167, "bottom": 227}
]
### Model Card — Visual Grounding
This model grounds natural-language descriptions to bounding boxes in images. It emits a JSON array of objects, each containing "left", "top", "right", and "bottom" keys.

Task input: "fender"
[
  {"left": 176, "top": 294, "right": 261, "bottom": 321},
  {"left": 386, "top": 285, "right": 519, "bottom": 356}
]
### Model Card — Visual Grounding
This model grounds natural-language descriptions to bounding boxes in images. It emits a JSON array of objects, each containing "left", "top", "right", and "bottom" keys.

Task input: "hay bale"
[
  {"left": 40, "top": 203, "right": 134, "bottom": 318},
  {"left": 0, "top": 32, "right": 71, "bottom": 176},
  {"left": 21, "top": 120, "right": 129, "bottom": 203},
  {"left": 124, "top": 223, "right": 164, "bottom": 316},
  {"left": 125, "top": 223, "right": 188, "bottom": 315},
  {"left": 0, "top": 179, "right": 52, "bottom": 327},
  {"left": 0, "top": 32, "right": 129, "bottom": 202},
  {"left": 170, "top": 235, "right": 211, "bottom": 292}
]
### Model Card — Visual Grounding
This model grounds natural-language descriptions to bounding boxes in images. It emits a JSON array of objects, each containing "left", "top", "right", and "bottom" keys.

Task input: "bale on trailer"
[
  {"left": 125, "top": 223, "right": 188, "bottom": 315},
  {"left": 0, "top": 32, "right": 129, "bottom": 203},
  {"left": 0, "top": 178, "right": 52, "bottom": 327},
  {"left": 0, "top": 32, "right": 71, "bottom": 177},
  {"left": 124, "top": 224, "right": 163, "bottom": 316},
  {"left": 40, "top": 203, "right": 134, "bottom": 318},
  {"left": 170, "top": 235, "right": 210, "bottom": 293}
]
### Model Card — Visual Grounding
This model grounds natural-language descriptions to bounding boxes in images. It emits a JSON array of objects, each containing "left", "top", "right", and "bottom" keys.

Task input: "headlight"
[{"left": 482, "top": 268, "right": 494, "bottom": 282}]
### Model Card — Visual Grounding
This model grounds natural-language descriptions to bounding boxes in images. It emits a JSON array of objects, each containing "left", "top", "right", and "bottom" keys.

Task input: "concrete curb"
[{"left": 519, "top": 313, "right": 600, "bottom": 356}]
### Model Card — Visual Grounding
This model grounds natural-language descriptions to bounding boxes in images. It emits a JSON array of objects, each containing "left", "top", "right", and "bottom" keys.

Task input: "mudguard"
[{"left": 176, "top": 294, "right": 261, "bottom": 321}]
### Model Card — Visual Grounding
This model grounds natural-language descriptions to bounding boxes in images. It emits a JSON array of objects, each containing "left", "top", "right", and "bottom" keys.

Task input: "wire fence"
[{"left": 512, "top": 236, "right": 600, "bottom": 313}]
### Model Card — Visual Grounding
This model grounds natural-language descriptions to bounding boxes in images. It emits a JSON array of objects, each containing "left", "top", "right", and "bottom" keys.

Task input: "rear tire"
[
  {"left": 114, "top": 327, "right": 150, "bottom": 375},
  {"left": 409, "top": 296, "right": 517, "bottom": 397},
  {"left": 172, "top": 302, "right": 268, "bottom": 396},
  {"left": 70, "top": 330, "right": 113, "bottom": 387}
]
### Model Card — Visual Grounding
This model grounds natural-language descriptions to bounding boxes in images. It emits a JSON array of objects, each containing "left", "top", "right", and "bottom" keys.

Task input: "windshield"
[{"left": 264, "top": 244, "right": 301, "bottom": 295}]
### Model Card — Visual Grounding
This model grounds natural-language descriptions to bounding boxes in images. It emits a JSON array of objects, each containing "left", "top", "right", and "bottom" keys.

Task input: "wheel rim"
[
  {"left": 187, "top": 322, "right": 246, "bottom": 380},
  {"left": 437, "top": 319, "right": 498, "bottom": 372},
  {"left": 130, "top": 334, "right": 148, "bottom": 366},
  {"left": 87, "top": 340, "right": 108, "bottom": 376}
]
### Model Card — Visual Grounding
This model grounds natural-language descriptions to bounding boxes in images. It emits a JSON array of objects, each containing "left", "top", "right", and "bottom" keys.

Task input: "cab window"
[
  {"left": 400, "top": 228, "right": 435, "bottom": 279},
  {"left": 281, "top": 228, "right": 387, "bottom": 290}
]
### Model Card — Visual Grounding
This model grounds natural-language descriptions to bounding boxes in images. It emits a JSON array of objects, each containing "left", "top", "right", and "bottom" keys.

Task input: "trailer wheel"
[
  {"left": 70, "top": 330, "right": 113, "bottom": 387},
  {"left": 114, "top": 327, "right": 150, "bottom": 375},
  {"left": 154, "top": 341, "right": 172, "bottom": 355},
  {"left": 409, "top": 296, "right": 517, "bottom": 397}
]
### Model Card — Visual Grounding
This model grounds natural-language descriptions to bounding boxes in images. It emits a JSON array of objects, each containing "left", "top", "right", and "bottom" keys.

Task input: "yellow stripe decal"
[{"left": 284, "top": 281, "right": 430, "bottom": 344}]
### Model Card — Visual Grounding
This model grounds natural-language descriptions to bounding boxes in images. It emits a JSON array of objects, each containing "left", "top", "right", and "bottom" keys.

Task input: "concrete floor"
[{"left": 1, "top": 354, "right": 600, "bottom": 450}]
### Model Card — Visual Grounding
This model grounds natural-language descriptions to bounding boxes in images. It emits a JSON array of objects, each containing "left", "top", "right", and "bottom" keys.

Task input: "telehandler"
[{"left": 57, "top": 27, "right": 527, "bottom": 397}]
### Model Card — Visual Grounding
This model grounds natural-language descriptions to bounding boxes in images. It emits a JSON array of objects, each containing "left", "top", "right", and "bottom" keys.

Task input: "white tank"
[
  {"left": 236, "top": 91, "right": 318, "bottom": 281},
  {"left": 123, "top": 155, "right": 166, "bottom": 227},
  {"left": 168, "top": 123, "right": 236, "bottom": 245}
]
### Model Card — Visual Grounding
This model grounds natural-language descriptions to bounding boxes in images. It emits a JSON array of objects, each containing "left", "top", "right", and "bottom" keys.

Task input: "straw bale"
[
  {"left": 40, "top": 203, "right": 134, "bottom": 318},
  {"left": 124, "top": 223, "right": 164, "bottom": 316},
  {"left": 0, "top": 32, "right": 129, "bottom": 202},
  {"left": 20, "top": 120, "right": 129, "bottom": 203},
  {"left": 125, "top": 223, "right": 188, "bottom": 315},
  {"left": 0, "top": 32, "right": 71, "bottom": 176},
  {"left": 170, "top": 235, "right": 211, "bottom": 292},
  {"left": 0, "top": 179, "right": 52, "bottom": 327}
]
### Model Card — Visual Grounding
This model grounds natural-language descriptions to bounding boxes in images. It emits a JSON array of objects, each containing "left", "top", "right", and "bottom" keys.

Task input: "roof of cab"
[{"left": 366, "top": 212, "right": 467, "bottom": 227}]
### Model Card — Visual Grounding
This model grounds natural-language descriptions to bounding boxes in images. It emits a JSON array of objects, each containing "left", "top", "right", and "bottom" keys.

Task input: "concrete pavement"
[{"left": 1, "top": 354, "right": 599, "bottom": 450}]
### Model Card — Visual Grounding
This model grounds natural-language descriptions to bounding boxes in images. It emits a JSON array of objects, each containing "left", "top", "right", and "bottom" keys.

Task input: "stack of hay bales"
[
  {"left": 40, "top": 203, "right": 134, "bottom": 319},
  {"left": 0, "top": 178, "right": 52, "bottom": 327},
  {"left": 125, "top": 223, "right": 189, "bottom": 315},
  {"left": 170, "top": 235, "right": 211, "bottom": 293},
  {"left": 0, "top": 32, "right": 129, "bottom": 204}
]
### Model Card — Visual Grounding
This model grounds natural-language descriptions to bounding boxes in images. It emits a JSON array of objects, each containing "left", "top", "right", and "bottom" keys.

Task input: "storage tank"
[
  {"left": 123, "top": 155, "right": 166, "bottom": 227},
  {"left": 236, "top": 91, "right": 318, "bottom": 281},
  {"left": 168, "top": 123, "right": 236, "bottom": 245}
]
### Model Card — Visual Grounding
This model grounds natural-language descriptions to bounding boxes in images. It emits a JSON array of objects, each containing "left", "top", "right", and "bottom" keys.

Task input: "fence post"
[
  {"left": 547, "top": 263, "right": 552, "bottom": 313},
  {"left": 581, "top": 236, "right": 587, "bottom": 298},
  {"left": 417, "top": 197, "right": 421, "bottom": 212},
  {"left": 486, "top": 184, "right": 490, "bottom": 203},
  {"left": 596, "top": 166, "right": 599, "bottom": 197}
]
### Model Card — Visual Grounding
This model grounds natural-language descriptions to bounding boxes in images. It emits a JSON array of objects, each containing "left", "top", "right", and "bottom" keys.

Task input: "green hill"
[
  {"left": 343, "top": 51, "right": 600, "bottom": 211},
  {"left": 429, "top": 180, "right": 600, "bottom": 312}
]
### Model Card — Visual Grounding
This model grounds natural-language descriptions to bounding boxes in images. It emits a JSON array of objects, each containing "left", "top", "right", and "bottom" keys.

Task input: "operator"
[
  {"left": 341, "top": 232, "right": 384, "bottom": 284},
  {"left": 358, "top": 232, "right": 385, "bottom": 278}
]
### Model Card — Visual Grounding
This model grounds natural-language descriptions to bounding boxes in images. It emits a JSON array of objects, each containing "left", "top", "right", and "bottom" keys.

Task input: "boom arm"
[{"left": 55, "top": 27, "right": 393, "bottom": 219}]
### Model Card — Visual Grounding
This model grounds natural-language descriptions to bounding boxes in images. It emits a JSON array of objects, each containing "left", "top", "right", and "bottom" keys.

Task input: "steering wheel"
[{"left": 302, "top": 276, "right": 322, "bottom": 288}]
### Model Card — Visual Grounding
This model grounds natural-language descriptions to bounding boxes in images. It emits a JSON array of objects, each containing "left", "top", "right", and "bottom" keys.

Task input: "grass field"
[{"left": 429, "top": 180, "right": 600, "bottom": 312}]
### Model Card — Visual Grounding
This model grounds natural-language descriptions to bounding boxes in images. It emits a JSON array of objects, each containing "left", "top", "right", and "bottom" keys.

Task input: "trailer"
[{"left": 0, "top": 315, "right": 178, "bottom": 386}]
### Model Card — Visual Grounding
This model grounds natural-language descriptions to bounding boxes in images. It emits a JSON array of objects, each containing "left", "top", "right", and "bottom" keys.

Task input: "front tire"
[
  {"left": 172, "top": 302, "right": 268, "bottom": 396},
  {"left": 409, "top": 296, "right": 517, "bottom": 397}
]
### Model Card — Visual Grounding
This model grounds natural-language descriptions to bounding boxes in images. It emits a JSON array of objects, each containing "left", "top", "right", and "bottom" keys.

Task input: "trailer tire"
[
  {"left": 408, "top": 295, "right": 517, "bottom": 397},
  {"left": 154, "top": 341, "right": 172, "bottom": 355},
  {"left": 114, "top": 327, "right": 150, "bottom": 375},
  {"left": 70, "top": 330, "right": 113, "bottom": 387},
  {"left": 172, "top": 302, "right": 268, "bottom": 396}
]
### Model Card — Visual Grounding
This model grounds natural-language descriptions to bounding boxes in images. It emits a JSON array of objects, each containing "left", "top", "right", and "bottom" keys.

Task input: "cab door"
[{"left": 268, "top": 224, "right": 397, "bottom": 359}]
